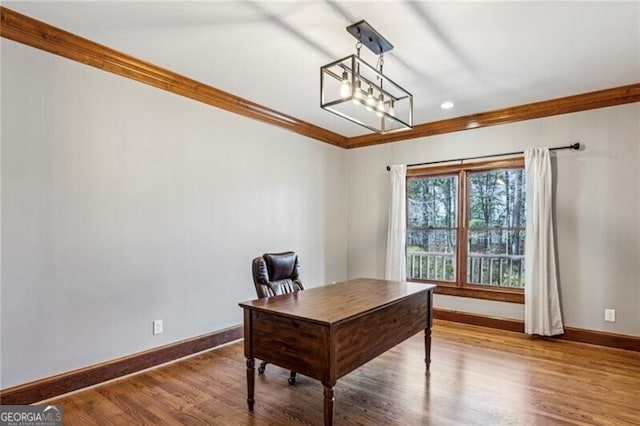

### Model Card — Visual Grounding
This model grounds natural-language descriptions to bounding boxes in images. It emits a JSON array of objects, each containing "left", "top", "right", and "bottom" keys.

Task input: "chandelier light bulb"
[
  {"left": 365, "top": 86, "right": 376, "bottom": 111},
  {"left": 339, "top": 71, "right": 352, "bottom": 98},
  {"left": 352, "top": 79, "right": 363, "bottom": 104},
  {"left": 388, "top": 100, "right": 395, "bottom": 117},
  {"left": 376, "top": 94, "right": 385, "bottom": 118}
]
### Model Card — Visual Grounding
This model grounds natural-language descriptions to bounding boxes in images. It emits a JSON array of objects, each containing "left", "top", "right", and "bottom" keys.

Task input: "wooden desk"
[{"left": 239, "top": 277, "right": 436, "bottom": 426}]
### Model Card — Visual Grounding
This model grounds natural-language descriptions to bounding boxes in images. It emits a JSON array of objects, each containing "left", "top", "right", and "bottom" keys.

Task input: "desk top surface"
[{"left": 239, "top": 277, "right": 435, "bottom": 325}]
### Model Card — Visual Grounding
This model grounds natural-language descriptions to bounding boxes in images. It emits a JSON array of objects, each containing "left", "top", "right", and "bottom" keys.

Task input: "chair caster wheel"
[
  {"left": 258, "top": 366, "right": 265, "bottom": 375},
  {"left": 288, "top": 377, "right": 296, "bottom": 385}
]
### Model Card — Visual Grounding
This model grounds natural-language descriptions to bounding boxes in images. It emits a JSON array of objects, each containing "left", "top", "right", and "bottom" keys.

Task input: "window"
[{"left": 406, "top": 158, "right": 526, "bottom": 303}]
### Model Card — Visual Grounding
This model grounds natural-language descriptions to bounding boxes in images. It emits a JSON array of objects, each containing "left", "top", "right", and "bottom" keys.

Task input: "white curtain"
[
  {"left": 385, "top": 164, "right": 407, "bottom": 281},
  {"left": 524, "top": 148, "right": 564, "bottom": 336}
]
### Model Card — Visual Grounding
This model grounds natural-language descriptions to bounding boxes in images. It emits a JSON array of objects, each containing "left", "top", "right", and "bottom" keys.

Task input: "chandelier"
[{"left": 320, "top": 20, "right": 413, "bottom": 134}]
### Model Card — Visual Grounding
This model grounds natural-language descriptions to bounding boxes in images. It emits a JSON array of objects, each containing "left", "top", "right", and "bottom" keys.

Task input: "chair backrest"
[{"left": 252, "top": 251, "right": 304, "bottom": 298}]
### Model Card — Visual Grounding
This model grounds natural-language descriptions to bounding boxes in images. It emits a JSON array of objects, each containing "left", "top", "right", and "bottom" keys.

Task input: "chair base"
[
  {"left": 257, "top": 361, "right": 297, "bottom": 385},
  {"left": 288, "top": 371, "right": 297, "bottom": 385}
]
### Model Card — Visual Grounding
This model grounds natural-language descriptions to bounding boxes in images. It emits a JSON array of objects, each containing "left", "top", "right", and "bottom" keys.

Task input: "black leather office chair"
[{"left": 251, "top": 251, "right": 304, "bottom": 385}]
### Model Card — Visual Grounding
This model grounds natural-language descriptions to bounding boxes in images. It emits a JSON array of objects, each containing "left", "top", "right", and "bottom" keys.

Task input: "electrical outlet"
[
  {"left": 604, "top": 309, "right": 616, "bottom": 322},
  {"left": 153, "top": 319, "right": 163, "bottom": 335}
]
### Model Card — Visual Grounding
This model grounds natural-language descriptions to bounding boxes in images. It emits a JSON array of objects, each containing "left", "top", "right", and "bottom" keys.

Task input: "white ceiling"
[{"left": 5, "top": 1, "right": 640, "bottom": 137}]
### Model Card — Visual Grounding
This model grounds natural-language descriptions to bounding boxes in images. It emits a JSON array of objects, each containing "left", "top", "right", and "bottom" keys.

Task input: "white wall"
[
  {"left": 347, "top": 103, "right": 640, "bottom": 336},
  {"left": 0, "top": 40, "right": 347, "bottom": 388},
  {"left": 2, "top": 37, "right": 638, "bottom": 391}
]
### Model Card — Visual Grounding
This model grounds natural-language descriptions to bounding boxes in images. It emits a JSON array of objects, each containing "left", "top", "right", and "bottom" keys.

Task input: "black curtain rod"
[{"left": 385, "top": 142, "right": 581, "bottom": 171}]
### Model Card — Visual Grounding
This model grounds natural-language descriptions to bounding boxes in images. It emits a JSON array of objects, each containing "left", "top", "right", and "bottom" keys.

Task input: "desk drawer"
[{"left": 251, "top": 311, "right": 328, "bottom": 381}]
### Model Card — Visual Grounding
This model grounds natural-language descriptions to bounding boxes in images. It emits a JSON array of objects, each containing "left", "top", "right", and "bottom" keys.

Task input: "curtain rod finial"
[
  {"left": 571, "top": 142, "right": 581, "bottom": 150},
  {"left": 386, "top": 165, "right": 391, "bottom": 171}
]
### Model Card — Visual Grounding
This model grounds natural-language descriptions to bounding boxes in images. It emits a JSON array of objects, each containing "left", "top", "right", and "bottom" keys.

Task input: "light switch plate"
[
  {"left": 604, "top": 309, "right": 616, "bottom": 322},
  {"left": 153, "top": 319, "right": 164, "bottom": 334}
]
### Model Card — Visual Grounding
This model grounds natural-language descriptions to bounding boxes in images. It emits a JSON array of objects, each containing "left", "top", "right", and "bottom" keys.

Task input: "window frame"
[{"left": 406, "top": 157, "right": 525, "bottom": 304}]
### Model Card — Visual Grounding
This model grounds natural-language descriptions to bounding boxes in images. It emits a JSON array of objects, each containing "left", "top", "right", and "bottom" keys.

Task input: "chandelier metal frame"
[{"left": 320, "top": 20, "right": 413, "bottom": 134}]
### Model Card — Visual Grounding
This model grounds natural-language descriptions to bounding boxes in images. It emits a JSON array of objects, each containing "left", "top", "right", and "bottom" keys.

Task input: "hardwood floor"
[{"left": 45, "top": 320, "right": 640, "bottom": 425}]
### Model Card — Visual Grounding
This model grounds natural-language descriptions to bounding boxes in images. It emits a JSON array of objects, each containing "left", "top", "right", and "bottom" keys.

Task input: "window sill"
[{"left": 411, "top": 280, "right": 524, "bottom": 304}]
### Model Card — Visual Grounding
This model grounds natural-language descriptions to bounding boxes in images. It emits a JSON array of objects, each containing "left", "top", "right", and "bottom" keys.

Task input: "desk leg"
[
  {"left": 246, "top": 358, "right": 255, "bottom": 411},
  {"left": 425, "top": 291, "right": 433, "bottom": 371},
  {"left": 424, "top": 327, "right": 432, "bottom": 371},
  {"left": 323, "top": 382, "right": 335, "bottom": 426}
]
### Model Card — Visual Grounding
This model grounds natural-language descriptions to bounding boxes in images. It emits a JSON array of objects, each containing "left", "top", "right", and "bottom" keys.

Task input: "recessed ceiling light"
[{"left": 440, "top": 101, "right": 454, "bottom": 110}]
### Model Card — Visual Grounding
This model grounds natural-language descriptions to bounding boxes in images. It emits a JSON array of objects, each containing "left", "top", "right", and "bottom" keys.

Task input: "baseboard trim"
[
  {"left": 557, "top": 327, "right": 640, "bottom": 352},
  {"left": 0, "top": 325, "right": 243, "bottom": 405},
  {"left": 434, "top": 308, "right": 640, "bottom": 352},
  {"left": 434, "top": 308, "right": 525, "bottom": 332}
]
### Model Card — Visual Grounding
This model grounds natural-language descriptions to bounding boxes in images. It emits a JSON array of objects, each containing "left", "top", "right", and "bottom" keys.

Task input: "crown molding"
[
  {"left": 345, "top": 83, "right": 640, "bottom": 148},
  {"left": 0, "top": 6, "right": 347, "bottom": 148},
  {"left": 1, "top": 7, "right": 638, "bottom": 151}
]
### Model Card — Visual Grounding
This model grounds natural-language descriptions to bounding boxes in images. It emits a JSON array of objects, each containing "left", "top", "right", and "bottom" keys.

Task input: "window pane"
[
  {"left": 407, "top": 174, "right": 457, "bottom": 282},
  {"left": 407, "top": 175, "right": 457, "bottom": 228},
  {"left": 407, "top": 229, "right": 456, "bottom": 282},
  {"left": 467, "top": 168, "right": 526, "bottom": 288},
  {"left": 468, "top": 169, "right": 526, "bottom": 228},
  {"left": 467, "top": 230, "right": 525, "bottom": 287}
]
